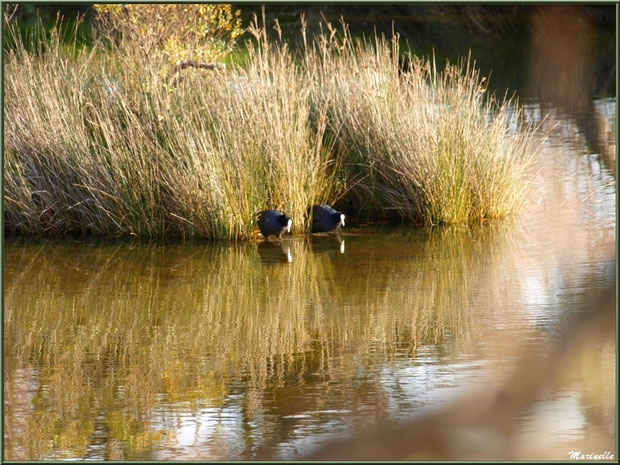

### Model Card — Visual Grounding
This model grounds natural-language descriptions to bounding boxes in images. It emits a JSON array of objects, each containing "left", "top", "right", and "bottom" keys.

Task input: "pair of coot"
[{"left": 257, "top": 205, "right": 345, "bottom": 239}]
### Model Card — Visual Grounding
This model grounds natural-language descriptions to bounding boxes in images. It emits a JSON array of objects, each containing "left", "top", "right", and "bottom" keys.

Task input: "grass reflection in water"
[{"left": 5, "top": 224, "right": 515, "bottom": 460}]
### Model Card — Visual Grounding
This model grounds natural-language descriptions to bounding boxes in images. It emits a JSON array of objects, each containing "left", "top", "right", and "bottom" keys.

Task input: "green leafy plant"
[{"left": 93, "top": 4, "right": 242, "bottom": 71}]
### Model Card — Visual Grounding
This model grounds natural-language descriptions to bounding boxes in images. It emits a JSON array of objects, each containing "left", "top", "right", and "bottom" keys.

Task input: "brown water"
[{"left": 3, "top": 98, "right": 616, "bottom": 461}]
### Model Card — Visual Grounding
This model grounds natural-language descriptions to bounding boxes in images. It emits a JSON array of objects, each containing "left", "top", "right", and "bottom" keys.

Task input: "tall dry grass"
[
  {"left": 3, "top": 21, "right": 338, "bottom": 240},
  {"left": 306, "top": 22, "right": 545, "bottom": 224},
  {"left": 4, "top": 19, "right": 545, "bottom": 238}
]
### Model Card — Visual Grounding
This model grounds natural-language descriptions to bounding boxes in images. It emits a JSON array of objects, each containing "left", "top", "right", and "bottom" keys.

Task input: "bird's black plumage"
[
  {"left": 310, "top": 205, "right": 345, "bottom": 233},
  {"left": 257, "top": 210, "right": 292, "bottom": 238}
]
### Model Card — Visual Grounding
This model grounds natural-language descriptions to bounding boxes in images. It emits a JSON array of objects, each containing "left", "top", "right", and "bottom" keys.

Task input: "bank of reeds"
[
  {"left": 307, "top": 23, "right": 544, "bottom": 224},
  {"left": 4, "top": 22, "right": 338, "bottom": 240},
  {"left": 4, "top": 20, "right": 545, "bottom": 239}
]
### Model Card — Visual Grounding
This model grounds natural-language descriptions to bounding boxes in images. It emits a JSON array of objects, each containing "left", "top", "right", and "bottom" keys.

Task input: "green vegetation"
[
  {"left": 93, "top": 4, "right": 242, "bottom": 73},
  {"left": 3, "top": 13, "right": 546, "bottom": 240}
]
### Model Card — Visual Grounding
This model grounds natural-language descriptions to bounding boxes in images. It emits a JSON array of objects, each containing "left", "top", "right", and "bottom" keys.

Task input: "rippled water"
[{"left": 3, "top": 96, "right": 615, "bottom": 460}]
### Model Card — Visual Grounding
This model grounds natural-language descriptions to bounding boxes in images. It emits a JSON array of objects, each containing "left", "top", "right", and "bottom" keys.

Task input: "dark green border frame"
[{"left": 0, "top": 1, "right": 617, "bottom": 463}]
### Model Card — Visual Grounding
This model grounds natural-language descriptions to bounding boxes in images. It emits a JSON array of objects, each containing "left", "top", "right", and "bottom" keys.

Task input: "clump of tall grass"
[
  {"left": 307, "top": 22, "right": 545, "bottom": 224},
  {"left": 4, "top": 17, "right": 545, "bottom": 239},
  {"left": 4, "top": 19, "right": 338, "bottom": 239}
]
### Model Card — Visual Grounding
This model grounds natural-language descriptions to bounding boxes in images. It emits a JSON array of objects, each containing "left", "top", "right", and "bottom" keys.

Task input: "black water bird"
[
  {"left": 310, "top": 205, "right": 345, "bottom": 233},
  {"left": 257, "top": 210, "right": 292, "bottom": 239}
]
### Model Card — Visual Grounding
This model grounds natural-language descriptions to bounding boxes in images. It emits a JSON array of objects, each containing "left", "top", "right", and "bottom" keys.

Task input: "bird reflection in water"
[
  {"left": 310, "top": 233, "right": 345, "bottom": 255},
  {"left": 257, "top": 240, "right": 293, "bottom": 263}
]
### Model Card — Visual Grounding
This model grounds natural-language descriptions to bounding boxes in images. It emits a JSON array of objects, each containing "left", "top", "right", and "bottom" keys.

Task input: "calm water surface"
[{"left": 3, "top": 98, "right": 616, "bottom": 460}]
